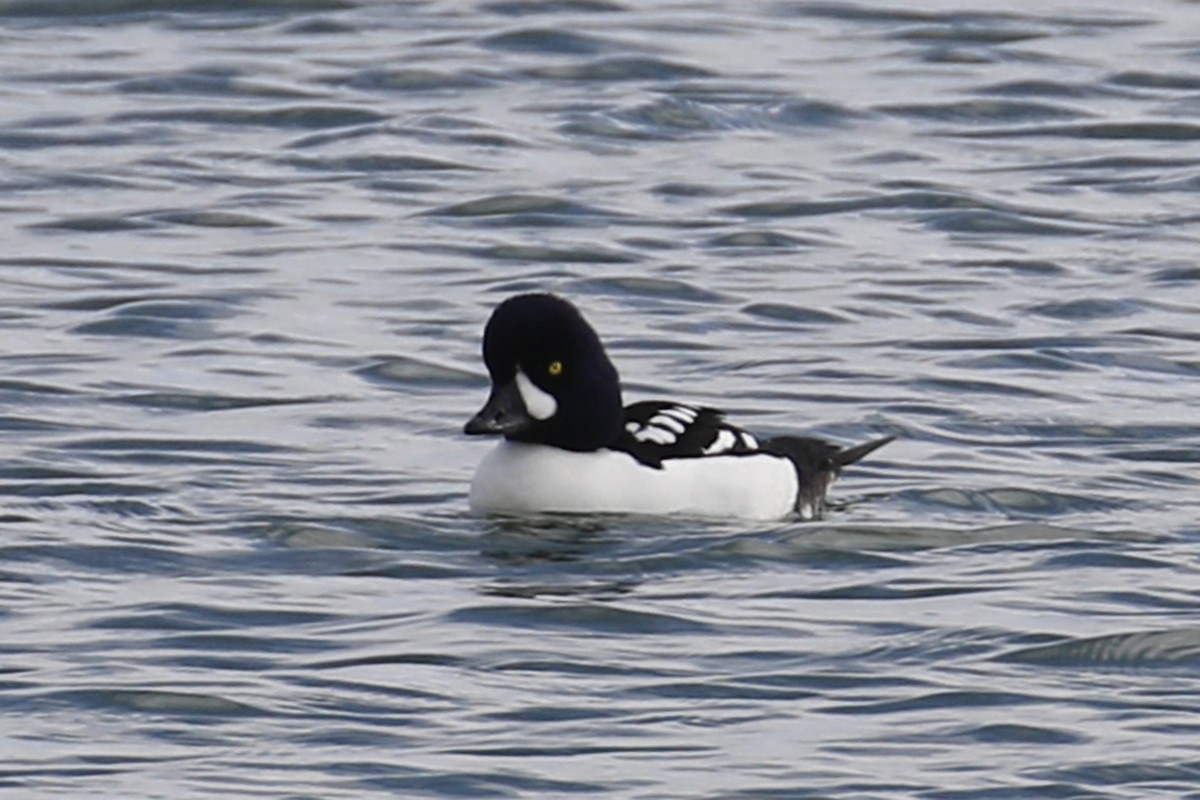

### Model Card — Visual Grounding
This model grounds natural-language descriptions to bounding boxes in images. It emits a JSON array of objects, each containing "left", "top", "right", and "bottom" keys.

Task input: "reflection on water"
[{"left": 1, "top": 0, "right": 1199, "bottom": 797}]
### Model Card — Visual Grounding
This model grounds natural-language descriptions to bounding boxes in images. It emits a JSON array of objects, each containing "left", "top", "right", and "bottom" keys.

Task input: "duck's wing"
[{"left": 615, "top": 401, "right": 761, "bottom": 468}]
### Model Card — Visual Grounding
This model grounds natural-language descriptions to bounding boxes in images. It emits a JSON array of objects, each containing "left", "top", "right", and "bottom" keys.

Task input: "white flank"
[
  {"left": 469, "top": 441, "right": 799, "bottom": 521},
  {"left": 514, "top": 368, "right": 557, "bottom": 420}
]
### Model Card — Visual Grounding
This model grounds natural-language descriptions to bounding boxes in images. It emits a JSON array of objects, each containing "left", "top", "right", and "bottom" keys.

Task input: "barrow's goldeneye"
[{"left": 464, "top": 293, "right": 892, "bottom": 521}]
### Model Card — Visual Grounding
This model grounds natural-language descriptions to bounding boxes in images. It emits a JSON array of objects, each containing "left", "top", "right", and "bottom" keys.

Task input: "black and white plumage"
[
  {"left": 464, "top": 293, "right": 892, "bottom": 521},
  {"left": 618, "top": 401, "right": 760, "bottom": 467}
]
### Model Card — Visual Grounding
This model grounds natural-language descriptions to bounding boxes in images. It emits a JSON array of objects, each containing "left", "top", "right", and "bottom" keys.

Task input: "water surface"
[{"left": 2, "top": 1, "right": 1199, "bottom": 797}]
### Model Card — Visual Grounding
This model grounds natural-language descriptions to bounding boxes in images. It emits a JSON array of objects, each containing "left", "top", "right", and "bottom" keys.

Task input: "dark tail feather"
[
  {"left": 762, "top": 434, "right": 894, "bottom": 520},
  {"left": 833, "top": 435, "right": 895, "bottom": 469}
]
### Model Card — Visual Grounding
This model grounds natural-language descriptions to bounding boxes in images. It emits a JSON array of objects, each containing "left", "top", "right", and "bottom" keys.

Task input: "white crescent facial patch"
[{"left": 515, "top": 368, "right": 557, "bottom": 421}]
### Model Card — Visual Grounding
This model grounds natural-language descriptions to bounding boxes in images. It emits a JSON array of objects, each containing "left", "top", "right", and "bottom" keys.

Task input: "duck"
[{"left": 464, "top": 293, "right": 892, "bottom": 521}]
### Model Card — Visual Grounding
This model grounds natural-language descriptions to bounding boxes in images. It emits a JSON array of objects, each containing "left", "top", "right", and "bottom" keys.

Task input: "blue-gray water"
[{"left": 2, "top": 0, "right": 1199, "bottom": 797}]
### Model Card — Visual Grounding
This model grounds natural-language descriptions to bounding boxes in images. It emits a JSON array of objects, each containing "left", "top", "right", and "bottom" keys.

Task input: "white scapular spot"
[
  {"left": 660, "top": 405, "right": 698, "bottom": 423},
  {"left": 634, "top": 425, "right": 677, "bottom": 445},
  {"left": 649, "top": 413, "right": 686, "bottom": 435},
  {"left": 515, "top": 368, "right": 557, "bottom": 421},
  {"left": 703, "top": 429, "right": 738, "bottom": 455},
  {"left": 740, "top": 432, "right": 758, "bottom": 449}
]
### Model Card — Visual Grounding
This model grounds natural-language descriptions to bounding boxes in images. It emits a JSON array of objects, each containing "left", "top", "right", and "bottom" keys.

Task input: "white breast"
[{"left": 469, "top": 441, "right": 799, "bottom": 521}]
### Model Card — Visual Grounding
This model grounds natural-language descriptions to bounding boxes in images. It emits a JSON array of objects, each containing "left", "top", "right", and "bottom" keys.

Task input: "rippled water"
[{"left": 2, "top": 0, "right": 1199, "bottom": 797}]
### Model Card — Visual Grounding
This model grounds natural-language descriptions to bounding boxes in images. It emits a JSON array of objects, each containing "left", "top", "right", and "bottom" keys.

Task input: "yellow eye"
[{"left": 547, "top": 360, "right": 563, "bottom": 377}]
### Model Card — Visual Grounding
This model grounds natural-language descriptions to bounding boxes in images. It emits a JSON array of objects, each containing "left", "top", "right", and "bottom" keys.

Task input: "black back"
[{"left": 615, "top": 400, "right": 760, "bottom": 468}]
